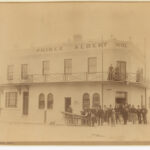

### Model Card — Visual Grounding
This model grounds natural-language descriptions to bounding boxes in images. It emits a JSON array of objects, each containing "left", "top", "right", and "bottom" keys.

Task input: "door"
[
  {"left": 115, "top": 92, "right": 127, "bottom": 106},
  {"left": 117, "top": 61, "right": 126, "bottom": 81},
  {"left": 65, "top": 97, "right": 71, "bottom": 112},
  {"left": 23, "top": 92, "right": 29, "bottom": 115}
]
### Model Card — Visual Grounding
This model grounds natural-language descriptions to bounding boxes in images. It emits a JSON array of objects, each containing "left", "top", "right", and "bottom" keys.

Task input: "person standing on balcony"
[{"left": 108, "top": 64, "right": 114, "bottom": 80}]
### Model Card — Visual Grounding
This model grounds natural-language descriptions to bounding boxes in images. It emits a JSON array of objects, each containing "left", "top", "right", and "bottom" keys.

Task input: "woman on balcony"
[{"left": 108, "top": 64, "right": 114, "bottom": 80}]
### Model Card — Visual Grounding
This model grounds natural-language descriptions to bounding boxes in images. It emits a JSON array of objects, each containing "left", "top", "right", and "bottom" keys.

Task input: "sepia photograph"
[{"left": 0, "top": 1, "right": 150, "bottom": 145}]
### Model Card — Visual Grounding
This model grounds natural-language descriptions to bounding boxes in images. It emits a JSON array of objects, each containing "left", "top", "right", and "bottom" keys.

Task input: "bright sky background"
[{"left": 0, "top": 2, "right": 150, "bottom": 74}]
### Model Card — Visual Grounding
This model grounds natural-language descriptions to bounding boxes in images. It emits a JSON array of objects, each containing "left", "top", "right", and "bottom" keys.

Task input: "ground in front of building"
[{"left": 0, "top": 122, "right": 150, "bottom": 143}]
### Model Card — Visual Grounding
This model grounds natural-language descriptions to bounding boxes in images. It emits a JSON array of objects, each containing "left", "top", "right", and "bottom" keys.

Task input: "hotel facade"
[{"left": 0, "top": 35, "right": 149, "bottom": 125}]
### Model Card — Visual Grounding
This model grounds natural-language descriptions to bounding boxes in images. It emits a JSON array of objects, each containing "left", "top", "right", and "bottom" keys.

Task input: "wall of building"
[
  {"left": 0, "top": 83, "right": 145, "bottom": 124},
  {"left": 0, "top": 41, "right": 145, "bottom": 83},
  {"left": 0, "top": 38, "right": 147, "bottom": 124}
]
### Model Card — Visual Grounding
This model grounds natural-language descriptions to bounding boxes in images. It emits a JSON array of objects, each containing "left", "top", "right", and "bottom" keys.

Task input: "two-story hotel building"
[{"left": 0, "top": 35, "right": 148, "bottom": 124}]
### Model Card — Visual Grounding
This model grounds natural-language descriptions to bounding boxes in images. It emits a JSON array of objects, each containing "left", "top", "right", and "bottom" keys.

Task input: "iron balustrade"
[
  {"left": 62, "top": 112, "right": 88, "bottom": 126},
  {"left": 3, "top": 72, "right": 146, "bottom": 85}
]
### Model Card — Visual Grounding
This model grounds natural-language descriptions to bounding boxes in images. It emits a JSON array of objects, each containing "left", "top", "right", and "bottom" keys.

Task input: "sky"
[{"left": 0, "top": 2, "right": 150, "bottom": 64}]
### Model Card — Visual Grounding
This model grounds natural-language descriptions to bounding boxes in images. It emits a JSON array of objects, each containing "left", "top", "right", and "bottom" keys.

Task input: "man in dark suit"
[
  {"left": 130, "top": 105, "right": 137, "bottom": 124},
  {"left": 137, "top": 105, "right": 142, "bottom": 124},
  {"left": 97, "top": 105, "right": 104, "bottom": 126},
  {"left": 115, "top": 104, "right": 121, "bottom": 124},
  {"left": 107, "top": 105, "right": 113, "bottom": 125},
  {"left": 141, "top": 105, "right": 148, "bottom": 124},
  {"left": 122, "top": 104, "right": 128, "bottom": 125}
]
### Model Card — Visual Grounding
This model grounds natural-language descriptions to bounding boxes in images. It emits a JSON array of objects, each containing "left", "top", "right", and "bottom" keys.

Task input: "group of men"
[{"left": 81, "top": 104, "right": 148, "bottom": 127}]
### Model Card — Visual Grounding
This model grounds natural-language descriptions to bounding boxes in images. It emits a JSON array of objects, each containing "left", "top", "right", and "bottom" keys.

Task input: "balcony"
[{"left": 1, "top": 72, "right": 147, "bottom": 87}]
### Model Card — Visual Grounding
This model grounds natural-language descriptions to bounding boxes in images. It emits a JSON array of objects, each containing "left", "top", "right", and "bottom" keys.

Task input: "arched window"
[
  {"left": 92, "top": 93, "right": 100, "bottom": 108},
  {"left": 47, "top": 93, "right": 53, "bottom": 109},
  {"left": 39, "top": 93, "right": 45, "bottom": 109},
  {"left": 83, "top": 93, "right": 90, "bottom": 110}
]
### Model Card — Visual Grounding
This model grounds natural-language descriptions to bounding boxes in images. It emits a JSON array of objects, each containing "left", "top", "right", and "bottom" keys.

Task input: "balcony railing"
[{"left": 1, "top": 72, "right": 146, "bottom": 86}]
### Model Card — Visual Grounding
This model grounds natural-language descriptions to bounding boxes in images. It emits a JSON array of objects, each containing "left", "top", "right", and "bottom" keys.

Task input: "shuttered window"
[
  {"left": 7, "top": 65, "right": 13, "bottom": 80},
  {"left": 21, "top": 64, "right": 28, "bottom": 79},
  {"left": 64, "top": 59, "right": 72, "bottom": 74}
]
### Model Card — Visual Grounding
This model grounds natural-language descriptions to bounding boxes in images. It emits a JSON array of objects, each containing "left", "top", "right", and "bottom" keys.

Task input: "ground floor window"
[
  {"left": 5, "top": 92, "right": 17, "bottom": 108},
  {"left": 47, "top": 93, "right": 53, "bottom": 109},
  {"left": 39, "top": 93, "right": 45, "bottom": 109},
  {"left": 83, "top": 93, "right": 90, "bottom": 110},
  {"left": 92, "top": 93, "right": 100, "bottom": 107}
]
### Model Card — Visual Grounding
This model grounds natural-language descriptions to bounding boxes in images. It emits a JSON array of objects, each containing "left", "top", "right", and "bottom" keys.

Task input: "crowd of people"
[{"left": 80, "top": 104, "right": 148, "bottom": 127}]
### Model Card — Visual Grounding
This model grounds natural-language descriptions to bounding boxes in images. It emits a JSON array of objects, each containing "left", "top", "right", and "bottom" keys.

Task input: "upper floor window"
[
  {"left": 39, "top": 93, "right": 45, "bottom": 109},
  {"left": 64, "top": 59, "right": 72, "bottom": 74},
  {"left": 116, "top": 61, "right": 126, "bottom": 81},
  {"left": 47, "top": 93, "right": 53, "bottom": 109},
  {"left": 42, "top": 60, "right": 49, "bottom": 75},
  {"left": 7, "top": 65, "right": 13, "bottom": 80},
  {"left": 21, "top": 64, "right": 28, "bottom": 80},
  {"left": 5, "top": 92, "right": 17, "bottom": 108},
  {"left": 88, "top": 57, "right": 97, "bottom": 73}
]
